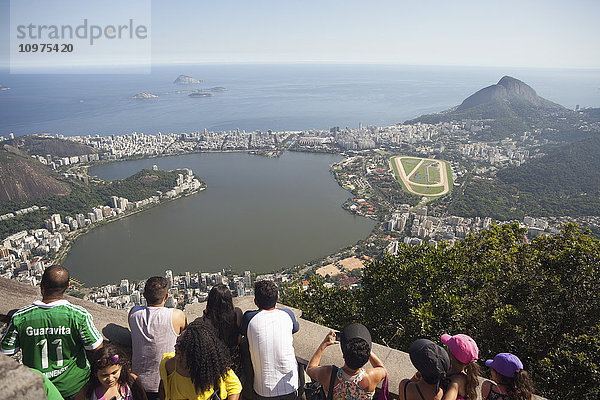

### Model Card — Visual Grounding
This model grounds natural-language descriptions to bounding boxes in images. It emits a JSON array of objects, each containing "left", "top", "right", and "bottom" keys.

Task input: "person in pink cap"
[
  {"left": 439, "top": 334, "right": 480, "bottom": 400},
  {"left": 481, "top": 353, "right": 534, "bottom": 400}
]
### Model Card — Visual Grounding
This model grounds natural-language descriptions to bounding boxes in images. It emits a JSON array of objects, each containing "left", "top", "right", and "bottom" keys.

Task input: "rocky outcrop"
[
  {"left": 132, "top": 92, "right": 158, "bottom": 99},
  {"left": 0, "top": 146, "right": 71, "bottom": 201},
  {"left": 457, "top": 76, "right": 564, "bottom": 111},
  {"left": 174, "top": 75, "right": 202, "bottom": 84},
  {"left": 6, "top": 135, "right": 99, "bottom": 158}
]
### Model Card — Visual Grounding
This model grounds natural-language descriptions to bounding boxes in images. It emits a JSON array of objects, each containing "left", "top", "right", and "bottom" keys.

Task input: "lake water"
[{"left": 63, "top": 152, "right": 375, "bottom": 285}]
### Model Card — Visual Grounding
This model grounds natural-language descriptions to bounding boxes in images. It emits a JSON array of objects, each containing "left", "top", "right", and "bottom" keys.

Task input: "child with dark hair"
[
  {"left": 307, "top": 323, "right": 387, "bottom": 400},
  {"left": 440, "top": 333, "right": 480, "bottom": 400},
  {"left": 482, "top": 354, "right": 534, "bottom": 400},
  {"left": 74, "top": 343, "right": 147, "bottom": 400},
  {"left": 400, "top": 339, "right": 450, "bottom": 400},
  {"left": 158, "top": 321, "right": 242, "bottom": 400}
]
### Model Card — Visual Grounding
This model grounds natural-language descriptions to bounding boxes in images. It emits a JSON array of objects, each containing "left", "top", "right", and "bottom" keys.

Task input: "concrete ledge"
[{"left": 0, "top": 354, "right": 46, "bottom": 399}]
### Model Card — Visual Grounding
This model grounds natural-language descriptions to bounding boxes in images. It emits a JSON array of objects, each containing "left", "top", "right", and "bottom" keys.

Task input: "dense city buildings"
[{"left": 1, "top": 116, "right": 599, "bottom": 307}]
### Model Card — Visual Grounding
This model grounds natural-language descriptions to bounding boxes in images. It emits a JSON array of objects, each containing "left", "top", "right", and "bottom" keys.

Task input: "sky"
[{"left": 1, "top": 0, "right": 599, "bottom": 69}]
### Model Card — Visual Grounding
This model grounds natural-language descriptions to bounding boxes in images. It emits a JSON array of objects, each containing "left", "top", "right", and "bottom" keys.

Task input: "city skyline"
[{"left": 1, "top": 0, "right": 599, "bottom": 70}]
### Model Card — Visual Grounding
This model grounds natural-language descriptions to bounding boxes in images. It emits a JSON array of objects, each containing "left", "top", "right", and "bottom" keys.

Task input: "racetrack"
[{"left": 390, "top": 156, "right": 451, "bottom": 197}]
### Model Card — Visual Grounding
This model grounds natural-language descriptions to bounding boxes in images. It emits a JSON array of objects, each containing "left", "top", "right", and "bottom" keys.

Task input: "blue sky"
[{"left": 1, "top": 0, "right": 599, "bottom": 69}]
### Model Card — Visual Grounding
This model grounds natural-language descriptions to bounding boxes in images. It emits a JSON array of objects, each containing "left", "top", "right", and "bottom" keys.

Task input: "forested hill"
[
  {"left": 0, "top": 169, "right": 198, "bottom": 238},
  {"left": 449, "top": 135, "right": 600, "bottom": 219}
]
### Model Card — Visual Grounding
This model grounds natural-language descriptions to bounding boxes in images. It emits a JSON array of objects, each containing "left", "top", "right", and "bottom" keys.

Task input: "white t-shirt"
[{"left": 241, "top": 308, "right": 300, "bottom": 397}]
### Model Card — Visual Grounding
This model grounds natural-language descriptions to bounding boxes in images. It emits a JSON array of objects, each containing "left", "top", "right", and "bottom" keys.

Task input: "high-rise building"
[
  {"left": 165, "top": 270, "right": 174, "bottom": 288},
  {"left": 120, "top": 279, "right": 130, "bottom": 295},
  {"left": 51, "top": 214, "right": 62, "bottom": 226}
]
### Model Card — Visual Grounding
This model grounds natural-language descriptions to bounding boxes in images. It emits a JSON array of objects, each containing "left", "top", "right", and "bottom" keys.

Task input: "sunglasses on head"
[{"left": 97, "top": 354, "right": 119, "bottom": 367}]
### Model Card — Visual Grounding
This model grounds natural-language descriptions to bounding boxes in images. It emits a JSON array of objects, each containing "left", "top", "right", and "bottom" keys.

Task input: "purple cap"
[
  {"left": 441, "top": 333, "right": 479, "bottom": 364},
  {"left": 485, "top": 353, "right": 524, "bottom": 378}
]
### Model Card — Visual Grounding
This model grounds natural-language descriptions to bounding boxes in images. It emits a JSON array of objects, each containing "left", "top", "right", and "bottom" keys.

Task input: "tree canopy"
[{"left": 282, "top": 224, "right": 600, "bottom": 399}]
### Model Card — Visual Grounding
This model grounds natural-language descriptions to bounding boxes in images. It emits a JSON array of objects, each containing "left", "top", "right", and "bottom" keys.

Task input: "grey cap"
[{"left": 340, "top": 323, "right": 372, "bottom": 354}]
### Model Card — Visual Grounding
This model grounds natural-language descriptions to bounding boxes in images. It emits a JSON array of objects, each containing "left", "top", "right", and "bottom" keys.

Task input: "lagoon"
[{"left": 63, "top": 151, "right": 375, "bottom": 286}]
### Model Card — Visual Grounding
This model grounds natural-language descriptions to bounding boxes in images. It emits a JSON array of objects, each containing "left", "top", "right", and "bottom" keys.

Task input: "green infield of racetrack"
[
  {"left": 409, "top": 184, "right": 446, "bottom": 195},
  {"left": 400, "top": 158, "right": 420, "bottom": 176},
  {"left": 428, "top": 165, "right": 440, "bottom": 184}
]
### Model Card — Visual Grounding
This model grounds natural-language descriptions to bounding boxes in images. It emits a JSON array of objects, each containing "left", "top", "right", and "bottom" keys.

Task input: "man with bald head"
[{"left": 1, "top": 265, "right": 103, "bottom": 399}]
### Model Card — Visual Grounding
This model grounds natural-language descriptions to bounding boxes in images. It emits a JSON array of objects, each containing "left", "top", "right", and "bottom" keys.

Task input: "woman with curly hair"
[
  {"left": 74, "top": 343, "right": 147, "bottom": 400},
  {"left": 158, "top": 321, "right": 242, "bottom": 400}
]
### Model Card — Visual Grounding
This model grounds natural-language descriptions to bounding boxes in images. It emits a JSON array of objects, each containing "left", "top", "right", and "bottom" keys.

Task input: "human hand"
[{"left": 321, "top": 330, "right": 339, "bottom": 347}]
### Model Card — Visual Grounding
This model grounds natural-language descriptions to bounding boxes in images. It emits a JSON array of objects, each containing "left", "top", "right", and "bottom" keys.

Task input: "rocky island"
[
  {"left": 174, "top": 75, "right": 202, "bottom": 84},
  {"left": 132, "top": 93, "right": 158, "bottom": 99},
  {"left": 188, "top": 92, "right": 213, "bottom": 98}
]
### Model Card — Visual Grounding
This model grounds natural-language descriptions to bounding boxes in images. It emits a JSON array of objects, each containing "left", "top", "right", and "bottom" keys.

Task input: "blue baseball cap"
[{"left": 485, "top": 353, "right": 523, "bottom": 378}]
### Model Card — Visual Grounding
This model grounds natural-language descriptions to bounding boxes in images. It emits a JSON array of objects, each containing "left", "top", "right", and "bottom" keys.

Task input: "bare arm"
[
  {"left": 306, "top": 330, "right": 338, "bottom": 389},
  {"left": 227, "top": 394, "right": 240, "bottom": 400},
  {"left": 369, "top": 351, "right": 385, "bottom": 368},
  {"left": 365, "top": 352, "right": 387, "bottom": 390},
  {"left": 172, "top": 309, "right": 187, "bottom": 334},
  {"left": 441, "top": 379, "right": 460, "bottom": 400}
]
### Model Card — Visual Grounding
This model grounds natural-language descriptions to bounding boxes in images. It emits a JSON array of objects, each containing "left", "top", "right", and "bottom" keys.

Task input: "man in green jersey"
[{"left": 1, "top": 265, "right": 103, "bottom": 399}]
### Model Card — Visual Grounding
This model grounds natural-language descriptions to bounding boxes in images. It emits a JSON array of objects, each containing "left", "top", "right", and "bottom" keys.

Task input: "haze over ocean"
[{"left": 1, "top": 64, "right": 599, "bottom": 137}]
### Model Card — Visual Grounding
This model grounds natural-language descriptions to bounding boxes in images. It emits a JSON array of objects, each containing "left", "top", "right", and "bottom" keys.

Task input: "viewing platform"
[{"left": 0, "top": 277, "right": 544, "bottom": 399}]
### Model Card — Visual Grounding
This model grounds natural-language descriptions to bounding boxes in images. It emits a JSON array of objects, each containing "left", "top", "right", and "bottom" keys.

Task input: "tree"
[{"left": 282, "top": 224, "right": 600, "bottom": 399}]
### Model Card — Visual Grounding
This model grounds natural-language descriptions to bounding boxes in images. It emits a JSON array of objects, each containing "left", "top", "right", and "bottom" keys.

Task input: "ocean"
[{"left": 1, "top": 64, "right": 599, "bottom": 137}]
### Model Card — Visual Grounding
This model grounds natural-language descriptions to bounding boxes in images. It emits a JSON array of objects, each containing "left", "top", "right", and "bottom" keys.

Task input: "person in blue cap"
[{"left": 482, "top": 353, "right": 534, "bottom": 400}]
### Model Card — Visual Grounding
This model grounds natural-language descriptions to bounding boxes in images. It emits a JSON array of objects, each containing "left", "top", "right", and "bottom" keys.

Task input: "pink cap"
[{"left": 441, "top": 333, "right": 479, "bottom": 364}]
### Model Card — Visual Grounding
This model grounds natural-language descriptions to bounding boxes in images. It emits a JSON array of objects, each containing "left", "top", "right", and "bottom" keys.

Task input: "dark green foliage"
[
  {"left": 282, "top": 224, "right": 600, "bottom": 399},
  {"left": 449, "top": 136, "right": 600, "bottom": 219},
  {"left": 0, "top": 169, "right": 195, "bottom": 238},
  {"left": 282, "top": 278, "right": 362, "bottom": 330}
]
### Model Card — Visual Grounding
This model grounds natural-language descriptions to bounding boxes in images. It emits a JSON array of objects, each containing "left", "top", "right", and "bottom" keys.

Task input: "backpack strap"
[{"left": 327, "top": 366, "right": 338, "bottom": 400}]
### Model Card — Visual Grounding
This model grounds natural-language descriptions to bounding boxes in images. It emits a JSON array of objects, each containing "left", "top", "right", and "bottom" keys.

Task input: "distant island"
[
  {"left": 0, "top": 85, "right": 10, "bottom": 91},
  {"left": 208, "top": 87, "right": 227, "bottom": 92},
  {"left": 189, "top": 92, "right": 213, "bottom": 98},
  {"left": 174, "top": 75, "right": 202, "bottom": 84},
  {"left": 132, "top": 93, "right": 158, "bottom": 99}
]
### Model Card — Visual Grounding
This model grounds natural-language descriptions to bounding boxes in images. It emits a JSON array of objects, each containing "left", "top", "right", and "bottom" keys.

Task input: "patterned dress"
[{"left": 332, "top": 368, "right": 375, "bottom": 400}]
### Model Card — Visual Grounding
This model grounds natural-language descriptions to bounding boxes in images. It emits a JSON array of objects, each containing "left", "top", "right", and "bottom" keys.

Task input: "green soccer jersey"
[{"left": 1, "top": 299, "right": 103, "bottom": 397}]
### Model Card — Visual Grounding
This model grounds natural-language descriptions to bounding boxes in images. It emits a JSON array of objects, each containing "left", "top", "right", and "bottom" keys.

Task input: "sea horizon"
[{"left": 1, "top": 63, "right": 599, "bottom": 138}]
